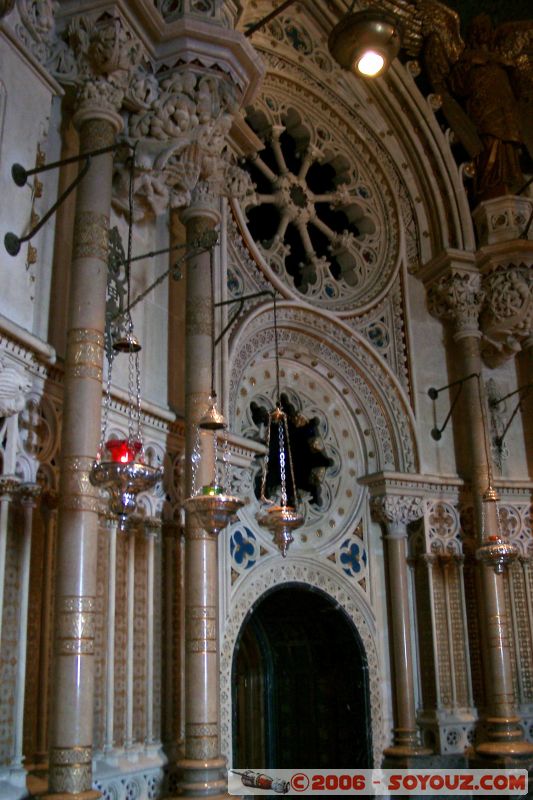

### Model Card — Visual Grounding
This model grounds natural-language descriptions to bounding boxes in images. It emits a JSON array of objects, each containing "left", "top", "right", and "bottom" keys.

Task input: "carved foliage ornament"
[
  {"left": 427, "top": 271, "right": 484, "bottom": 335},
  {"left": 371, "top": 494, "right": 423, "bottom": 526},
  {"left": 480, "top": 264, "right": 533, "bottom": 363},
  {"left": 112, "top": 73, "right": 252, "bottom": 216}
]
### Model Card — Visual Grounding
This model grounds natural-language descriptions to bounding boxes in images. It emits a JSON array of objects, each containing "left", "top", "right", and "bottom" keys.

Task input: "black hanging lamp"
[{"left": 256, "top": 297, "right": 303, "bottom": 557}]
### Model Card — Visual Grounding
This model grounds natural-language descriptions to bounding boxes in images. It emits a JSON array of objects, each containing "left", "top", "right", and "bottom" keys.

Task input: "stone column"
[
  {"left": 426, "top": 261, "right": 533, "bottom": 762},
  {"left": 371, "top": 495, "right": 431, "bottom": 760},
  {"left": 12, "top": 484, "right": 41, "bottom": 769},
  {"left": 35, "top": 490, "right": 58, "bottom": 765},
  {"left": 177, "top": 183, "right": 226, "bottom": 799},
  {"left": 144, "top": 517, "right": 161, "bottom": 753},
  {"left": 44, "top": 96, "right": 122, "bottom": 798}
]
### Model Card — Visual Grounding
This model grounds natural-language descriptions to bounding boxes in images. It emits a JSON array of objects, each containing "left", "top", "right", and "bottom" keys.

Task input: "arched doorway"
[{"left": 232, "top": 585, "right": 372, "bottom": 770}]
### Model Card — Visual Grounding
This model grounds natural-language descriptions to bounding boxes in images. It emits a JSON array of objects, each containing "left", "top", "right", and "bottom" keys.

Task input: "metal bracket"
[
  {"left": 214, "top": 290, "right": 275, "bottom": 346},
  {"left": 490, "top": 383, "right": 533, "bottom": 448},
  {"left": 4, "top": 142, "right": 131, "bottom": 257},
  {"left": 427, "top": 373, "right": 478, "bottom": 440}
]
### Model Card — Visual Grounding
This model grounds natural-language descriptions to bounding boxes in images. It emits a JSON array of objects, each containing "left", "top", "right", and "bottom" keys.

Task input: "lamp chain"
[
  {"left": 476, "top": 373, "right": 502, "bottom": 538},
  {"left": 273, "top": 293, "right": 281, "bottom": 404},
  {"left": 210, "top": 246, "right": 216, "bottom": 398},
  {"left": 97, "top": 349, "right": 114, "bottom": 462},
  {"left": 260, "top": 414, "right": 272, "bottom": 504},
  {"left": 191, "top": 425, "right": 201, "bottom": 495},
  {"left": 278, "top": 417, "right": 287, "bottom": 506}
]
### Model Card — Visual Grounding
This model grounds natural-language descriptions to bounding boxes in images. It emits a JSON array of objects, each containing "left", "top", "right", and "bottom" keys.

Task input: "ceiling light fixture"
[{"left": 328, "top": 9, "right": 402, "bottom": 78}]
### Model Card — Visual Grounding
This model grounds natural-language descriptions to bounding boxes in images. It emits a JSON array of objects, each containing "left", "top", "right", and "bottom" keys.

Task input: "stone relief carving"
[
  {"left": 427, "top": 271, "right": 484, "bottom": 337},
  {"left": 0, "top": 356, "right": 32, "bottom": 417},
  {"left": 371, "top": 495, "right": 423, "bottom": 527},
  {"left": 480, "top": 263, "right": 533, "bottom": 366},
  {"left": 237, "top": 83, "right": 401, "bottom": 312}
]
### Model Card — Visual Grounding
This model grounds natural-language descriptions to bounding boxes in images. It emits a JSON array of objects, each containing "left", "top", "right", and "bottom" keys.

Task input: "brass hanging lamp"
[
  {"left": 473, "top": 375, "right": 517, "bottom": 573},
  {"left": 183, "top": 251, "right": 244, "bottom": 536},
  {"left": 256, "top": 297, "right": 303, "bottom": 557}
]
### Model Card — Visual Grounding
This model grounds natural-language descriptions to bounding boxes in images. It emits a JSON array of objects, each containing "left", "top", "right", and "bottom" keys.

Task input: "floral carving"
[
  {"left": 427, "top": 271, "right": 484, "bottom": 337},
  {"left": 480, "top": 264, "right": 533, "bottom": 366},
  {"left": 371, "top": 495, "right": 423, "bottom": 527}
]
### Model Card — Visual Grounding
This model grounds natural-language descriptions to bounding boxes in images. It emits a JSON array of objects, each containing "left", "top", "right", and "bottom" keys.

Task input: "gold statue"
[{"left": 418, "top": 5, "right": 533, "bottom": 202}]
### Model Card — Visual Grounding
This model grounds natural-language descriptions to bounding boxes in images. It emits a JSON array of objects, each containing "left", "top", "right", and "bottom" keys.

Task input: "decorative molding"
[{"left": 220, "top": 559, "right": 383, "bottom": 766}]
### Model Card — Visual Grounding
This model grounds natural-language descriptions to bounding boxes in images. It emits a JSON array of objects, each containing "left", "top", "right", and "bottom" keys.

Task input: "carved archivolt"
[
  {"left": 229, "top": 303, "right": 418, "bottom": 477},
  {"left": 220, "top": 558, "right": 384, "bottom": 766}
]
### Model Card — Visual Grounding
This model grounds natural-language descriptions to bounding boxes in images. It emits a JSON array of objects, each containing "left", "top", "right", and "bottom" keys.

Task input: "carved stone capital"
[
  {"left": 427, "top": 271, "right": 484, "bottom": 340},
  {"left": 480, "top": 263, "right": 533, "bottom": 366},
  {"left": 371, "top": 495, "right": 423, "bottom": 528}
]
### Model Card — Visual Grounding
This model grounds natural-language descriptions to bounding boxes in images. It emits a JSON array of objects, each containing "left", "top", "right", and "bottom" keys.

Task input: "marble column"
[
  {"left": 45, "top": 101, "right": 122, "bottom": 798},
  {"left": 12, "top": 484, "right": 41, "bottom": 769},
  {"left": 144, "top": 517, "right": 161, "bottom": 753},
  {"left": 427, "top": 265, "right": 533, "bottom": 762},
  {"left": 177, "top": 183, "right": 226, "bottom": 798},
  {"left": 35, "top": 490, "right": 58, "bottom": 765},
  {"left": 371, "top": 495, "right": 431, "bottom": 760},
  {"left": 0, "top": 475, "right": 20, "bottom": 650}
]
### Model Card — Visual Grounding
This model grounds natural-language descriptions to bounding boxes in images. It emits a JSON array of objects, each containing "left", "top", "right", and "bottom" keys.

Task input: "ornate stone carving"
[
  {"left": 427, "top": 272, "right": 484, "bottom": 339},
  {"left": 0, "top": 356, "right": 31, "bottom": 417},
  {"left": 113, "top": 71, "right": 249, "bottom": 214},
  {"left": 480, "top": 264, "right": 533, "bottom": 366},
  {"left": 370, "top": 495, "right": 423, "bottom": 527},
  {"left": 237, "top": 87, "right": 401, "bottom": 311}
]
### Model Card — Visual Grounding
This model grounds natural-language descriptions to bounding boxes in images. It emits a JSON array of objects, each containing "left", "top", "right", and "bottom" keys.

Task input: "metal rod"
[
  {"left": 495, "top": 399, "right": 525, "bottom": 449},
  {"left": 119, "top": 244, "right": 213, "bottom": 317},
  {"left": 4, "top": 157, "right": 92, "bottom": 256},
  {"left": 490, "top": 383, "right": 533, "bottom": 406},
  {"left": 431, "top": 383, "right": 464, "bottom": 441},
  {"left": 214, "top": 289, "right": 275, "bottom": 347},
  {"left": 517, "top": 176, "right": 533, "bottom": 196},
  {"left": 520, "top": 207, "right": 533, "bottom": 240},
  {"left": 244, "top": 0, "right": 299, "bottom": 37},
  {"left": 128, "top": 240, "right": 190, "bottom": 263},
  {"left": 428, "top": 372, "right": 478, "bottom": 400},
  {"left": 10, "top": 142, "right": 128, "bottom": 186}
]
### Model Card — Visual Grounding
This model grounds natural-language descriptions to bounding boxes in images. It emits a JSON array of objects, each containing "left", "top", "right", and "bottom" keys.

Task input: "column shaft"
[
  {"left": 179, "top": 203, "right": 226, "bottom": 798},
  {"left": 46, "top": 116, "right": 119, "bottom": 799},
  {"left": 383, "top": 523, "right": 430, "bottom": 758}
]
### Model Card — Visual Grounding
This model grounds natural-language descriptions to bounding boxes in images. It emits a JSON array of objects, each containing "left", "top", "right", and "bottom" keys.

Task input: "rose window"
[{"left": 239, "top": 104, "right": 399, "bottom": 311}]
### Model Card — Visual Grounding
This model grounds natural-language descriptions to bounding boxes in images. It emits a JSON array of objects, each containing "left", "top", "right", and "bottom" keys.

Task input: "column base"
[
  {"left": 175, "top": 757, "right": 228, "bottom": 799},
  {"left": 474, "top": 716, "right": 533, "bottom": 765},
  {"left": 383, "top": 727, "right": 433, "bottom": 761}
]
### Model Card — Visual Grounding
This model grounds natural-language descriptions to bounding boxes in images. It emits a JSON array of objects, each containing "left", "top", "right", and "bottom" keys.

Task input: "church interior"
[{"left": 0, "top": 0, "right": 533, "bottom": 798}]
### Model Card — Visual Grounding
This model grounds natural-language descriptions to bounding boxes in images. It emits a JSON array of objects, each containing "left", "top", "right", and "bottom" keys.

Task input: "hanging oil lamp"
[
  {"left": 474, "top": 377, "right": 517, "bottom": 573},
  {"left": 183, "top": 250, "right": 244, "bottom": 535},
  {"left": 256, "top": 297, "right": 303, "bottom": 556},
  {"left": 90, "top": 145, "right": 161, "bottom": 528},
  {"left": 476, "top": 485, "right": 517, "bottom": 574}
]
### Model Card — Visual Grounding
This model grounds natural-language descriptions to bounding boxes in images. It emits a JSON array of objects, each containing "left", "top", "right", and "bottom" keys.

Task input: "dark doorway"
[{"left": 232, "top": 585, "right": 372, "bottom": 770}]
